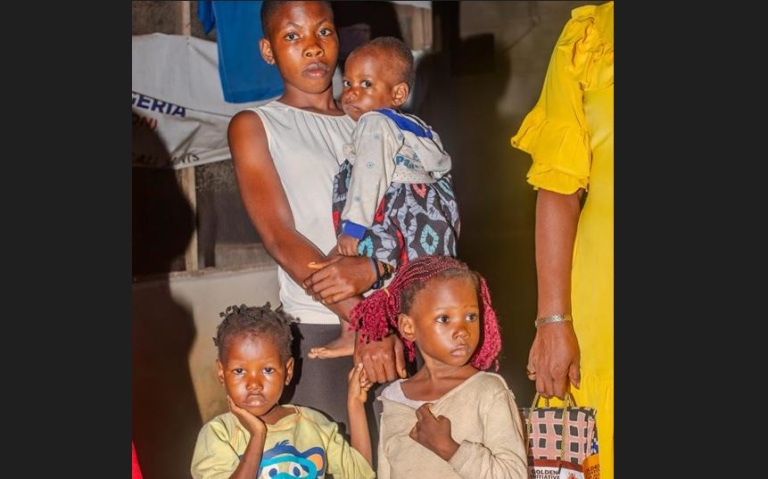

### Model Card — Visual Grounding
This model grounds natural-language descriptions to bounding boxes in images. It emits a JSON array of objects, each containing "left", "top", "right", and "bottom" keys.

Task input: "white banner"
[
  {"left": 132, "top": 33, "right": 276, "bottom": 169},
  {"left": 390, "top": 1, "right": 432, "bottom": 9}
]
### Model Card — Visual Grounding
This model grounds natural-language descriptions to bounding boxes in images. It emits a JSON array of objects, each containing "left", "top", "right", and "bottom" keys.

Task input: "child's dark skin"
[
  {"left": 216, "top": 333, "right": 295, "bottom": 479},
  {"left": 399, "top": 276, "right": 481, "bottom": 461},
  {"left": 354, "top": 275, "right": 483, "bottom": 462},
  {"left": 217, "top": 331, "right": 373, "bottom": 477}
]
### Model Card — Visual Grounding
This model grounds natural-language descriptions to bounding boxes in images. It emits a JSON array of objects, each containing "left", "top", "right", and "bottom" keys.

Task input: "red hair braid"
[{"left": 349, "top": 256, "right": 502, "bottom": 371}]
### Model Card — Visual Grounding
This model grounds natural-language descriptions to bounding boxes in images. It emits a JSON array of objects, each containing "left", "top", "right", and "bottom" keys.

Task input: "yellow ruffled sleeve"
[{"left": 511, "top": 3, "right": 613, "bottom": 194}]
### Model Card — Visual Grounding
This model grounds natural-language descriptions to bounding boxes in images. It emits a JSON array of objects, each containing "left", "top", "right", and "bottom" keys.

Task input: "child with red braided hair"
[{"left": 350, "top": 256, "right": 527, "bottom": 479}]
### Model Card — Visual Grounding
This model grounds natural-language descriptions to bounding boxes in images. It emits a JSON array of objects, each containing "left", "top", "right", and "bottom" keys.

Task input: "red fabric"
[{"left": 132, "top": 441, "right": 144, "bottom": 479}]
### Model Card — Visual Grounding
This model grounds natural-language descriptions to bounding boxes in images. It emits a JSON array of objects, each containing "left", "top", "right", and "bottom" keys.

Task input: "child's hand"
[
  {"left": 227, "top": 396, "right": 267, "bottom": 439},
  {"left": 409, "top": 403, "right": 460, "bottom": 461},
  {"left": 347, "top": 363, "right": 372, "bottom": 405},
  {"left": 337, "top": 233, "right": 361, "bottom": 257}
]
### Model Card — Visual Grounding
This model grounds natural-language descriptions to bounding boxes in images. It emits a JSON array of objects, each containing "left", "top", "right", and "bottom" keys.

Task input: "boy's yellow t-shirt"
[{"left": 191, "top": 405, "right": 374, "bottom": 479}]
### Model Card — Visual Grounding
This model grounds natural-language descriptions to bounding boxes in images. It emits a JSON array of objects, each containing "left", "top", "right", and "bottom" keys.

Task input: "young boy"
[{"left": 191, "top": 303, "right": 374, "bottom": 479}]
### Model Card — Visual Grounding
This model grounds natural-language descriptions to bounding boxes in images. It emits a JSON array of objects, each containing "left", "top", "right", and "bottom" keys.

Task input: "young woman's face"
[
  {"left": 341, "top": 48, "right": 401, "bottom": 120},
  {"left": 262, "top": 2, "right": 338, "bottom": 95},
  {"left": 216, "top": 333, "right": 294, "bottom": 420},
  {"left": 404, "top": 276, "right": 481, "bottom": 367}
]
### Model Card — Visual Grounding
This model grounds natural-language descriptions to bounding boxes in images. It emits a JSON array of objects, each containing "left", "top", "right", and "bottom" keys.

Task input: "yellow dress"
[{"left": 511, "top": 2, "right": 613, "bottom": 478}]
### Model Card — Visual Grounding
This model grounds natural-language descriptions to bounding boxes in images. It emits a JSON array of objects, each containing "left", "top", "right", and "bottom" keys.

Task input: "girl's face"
[
  {"left": 400, "top": 276, "right": 481, "bottom": 368},
  {"left": 216, "top": 333, "right": 294, "bottom": 421},
  {"left": 259, "top": 2, "right": 338, "bottom": 95},
  {"left": 341, "top": 48, "right": 405, "bottom": 121}
]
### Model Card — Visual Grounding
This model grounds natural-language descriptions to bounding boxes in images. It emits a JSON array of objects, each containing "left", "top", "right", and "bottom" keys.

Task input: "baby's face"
[
  {"left": 216, "top": 333, "right": 293, "bottom": 420},
  {"left": 341, "top": 49, "right": 402, "bottom": 121}
]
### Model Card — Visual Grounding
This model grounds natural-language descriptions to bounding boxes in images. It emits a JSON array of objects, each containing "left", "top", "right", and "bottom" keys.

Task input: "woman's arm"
[
  {"left": 527, "top": 188, "right": 582, "bottom": 399},
  {"left": 228, "top": 110, "right": 369, "bottom": 319}
]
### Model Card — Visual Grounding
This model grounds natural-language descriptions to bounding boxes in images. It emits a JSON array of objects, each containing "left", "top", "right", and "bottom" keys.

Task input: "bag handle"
[
  {"left": 530, "top": 391, "right": 578, "bottom": 409},
  {"left": 525, "top": 392, "right": 577, "bottom": 461}
]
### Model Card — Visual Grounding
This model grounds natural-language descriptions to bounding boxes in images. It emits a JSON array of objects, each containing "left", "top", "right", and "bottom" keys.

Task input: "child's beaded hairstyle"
[
  {"left": 350, "top": 256, "right": 501, "bottom": 370},
  {"left": 213, "top": 303, "right": 297, "bottom": 363}
]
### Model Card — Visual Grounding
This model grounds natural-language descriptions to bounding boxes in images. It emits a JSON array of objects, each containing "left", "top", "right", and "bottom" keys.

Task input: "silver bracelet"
[{"left": 534, "top": 314, "right": 573, "bottom": 328}]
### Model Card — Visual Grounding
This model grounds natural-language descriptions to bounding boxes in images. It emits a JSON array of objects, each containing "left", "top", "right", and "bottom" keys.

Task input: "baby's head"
[
  {"left": 341, "top": 36, "right": 414, "bottom": 120},
  {"left": 352, "top": 256, "right": 501, "bottom": 371},
  {"left": 214, "top": 303, "right": 297, "bottom": 418}
]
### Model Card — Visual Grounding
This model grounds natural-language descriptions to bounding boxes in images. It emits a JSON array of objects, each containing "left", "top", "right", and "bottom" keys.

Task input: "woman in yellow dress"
[{"left": 511, "top": 2, "right": 613, "bottom": 478}]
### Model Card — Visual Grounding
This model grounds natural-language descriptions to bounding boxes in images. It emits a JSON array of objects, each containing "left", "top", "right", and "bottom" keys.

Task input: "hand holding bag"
[{"left": 519, "top": 392, "right": 600, "bottom": 479}]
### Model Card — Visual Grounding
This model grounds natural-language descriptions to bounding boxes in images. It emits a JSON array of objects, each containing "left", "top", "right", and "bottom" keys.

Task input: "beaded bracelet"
[
  {"left": 370, "top": 258, "right": 394, "bottom": 290},
  {"left": 370, "top": 257, "right": 383, "bottom": 290}
]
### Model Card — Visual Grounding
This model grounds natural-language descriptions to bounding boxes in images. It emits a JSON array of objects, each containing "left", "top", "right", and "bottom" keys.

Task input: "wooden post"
[
  {"left": 420, "top": 6, "right": 432, "bottom": 51},
  {"left": 411, "top": 6, "right": 432, "bottom": 51},
  {"left": 180, "top": 0, "right": 192, "bottom": 36},
  {"left": 179, "top": 167, "right": 198, "bottom": 271},
  {"left": 394, "top": 3, "right": 433, "bottom": 51},
  {"left": 178, "top": 0, "right": 199, "bottom": 271}
]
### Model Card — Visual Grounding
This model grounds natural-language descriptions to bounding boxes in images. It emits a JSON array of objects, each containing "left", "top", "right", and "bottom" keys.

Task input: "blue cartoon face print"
[{"left": 249, "top": 441, "right": 327, "bottom": 479}]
